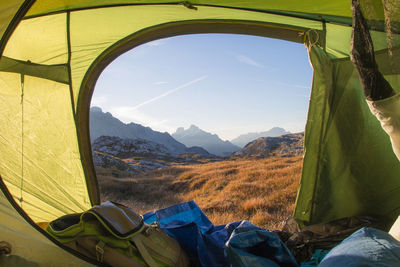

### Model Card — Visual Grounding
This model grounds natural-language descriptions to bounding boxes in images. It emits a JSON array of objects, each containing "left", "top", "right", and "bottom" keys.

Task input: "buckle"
[{"left": 95, "top": 240, "right": 105, "bottom": 262}]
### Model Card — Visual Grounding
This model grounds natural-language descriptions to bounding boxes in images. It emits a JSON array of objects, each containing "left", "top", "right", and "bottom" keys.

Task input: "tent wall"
[
  {"left": 295, "top": 45, "right": 400, "bottom": 226},
  {"left": 0, "top": 72, "right": 92, "bottom": 222},
  {"left": 0, "top": 0, "right": 399, "bottom": 228},
  {"left": 1, "top": 0, "right": 400, "bottom": 266},
  {"left": 0, "top": 12, "right": 93, "bottom": 222}
]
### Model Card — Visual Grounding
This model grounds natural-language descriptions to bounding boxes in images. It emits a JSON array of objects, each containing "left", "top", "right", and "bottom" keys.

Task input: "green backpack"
[{"left": 46, "top": 201, "right": 189, "bottom": 267}]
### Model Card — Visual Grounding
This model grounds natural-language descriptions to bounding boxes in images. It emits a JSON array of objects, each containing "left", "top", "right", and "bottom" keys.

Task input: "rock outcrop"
[{"left": 233, "top": 132, "right": 304, "bottom": 158}]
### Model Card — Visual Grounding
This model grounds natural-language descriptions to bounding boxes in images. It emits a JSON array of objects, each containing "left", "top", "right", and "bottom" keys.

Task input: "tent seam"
[
  {"left": 23, "top": 2, "right": 351, "bottom": 28},
  {"left": 308, "top": 47, "right": 331, "bottom": 224},
  {"left": 19, "top": 74, "right": 24, "bottom": 207},
  {"left": 67, "top": 11, "right": 75, "bottom": 112},
  {"left": 0, "top": 0, "right": 35, "bottom": 57},
  {"left": 66, "top": 11, "right": 99, "bottom": 207}
]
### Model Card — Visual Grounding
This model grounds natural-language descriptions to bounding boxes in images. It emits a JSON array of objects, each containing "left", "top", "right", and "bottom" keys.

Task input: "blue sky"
[{"left": 92, "top": 34, "right": 313, "bottom": 140}]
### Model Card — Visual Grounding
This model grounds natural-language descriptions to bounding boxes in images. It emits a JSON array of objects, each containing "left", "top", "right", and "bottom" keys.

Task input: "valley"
[{"left": 91, "top": 106, "right": 304, "bottom": 229}]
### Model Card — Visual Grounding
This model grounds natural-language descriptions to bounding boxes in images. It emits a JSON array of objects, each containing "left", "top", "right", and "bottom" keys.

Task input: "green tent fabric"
[
  {"left": 0, "top": 1, "right": 399, "bottom": 265},
  {"left": 296, "top": 45, "right": 400, "bottom": 224}
]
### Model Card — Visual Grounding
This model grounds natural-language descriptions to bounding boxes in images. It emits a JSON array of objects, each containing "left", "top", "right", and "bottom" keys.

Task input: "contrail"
[
  {"left": 236, "top": 54, "right": 264, "bottom": 68},
  {"left": 131, "top": 75, "right": 208, "bottom": 110}
]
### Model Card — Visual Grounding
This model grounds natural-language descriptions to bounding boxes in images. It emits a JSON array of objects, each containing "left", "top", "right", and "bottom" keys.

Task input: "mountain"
[
  {"left": 90, "top": 107, "right": 187, "bottom": 155},
  {"left": 231, "top": 127, "right": 291, "bottom": 148},
  {"left": 233, "top": 132, "right": 304, "bottom": 158},
  {"left": 172, "top": 125, "right": 240, "bottom": 156}
]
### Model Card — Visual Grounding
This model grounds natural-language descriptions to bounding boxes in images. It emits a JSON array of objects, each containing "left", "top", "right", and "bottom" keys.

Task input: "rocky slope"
[
  {"left": 92, "top": 136, "right": 173, "bottom": 159},
  {"left": 231, "top": 127, "right": 291, "bottom": 148},
  {"left": 92, "top": 152, "right": 139, "bottom": 175},
  {"left": 92, "top": 135, "right": 214, "bottom": 175},
  {"left": 172, "top": 125, "right": 240, "bottom": 156},
  {"left": 233, "top": 132, "right": 304, "bottom": 158}
]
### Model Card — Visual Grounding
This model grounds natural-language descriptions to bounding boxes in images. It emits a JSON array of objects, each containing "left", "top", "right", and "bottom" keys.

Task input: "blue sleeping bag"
[
  {"left": 143, "top": 201, "right": 298, "bottom": 267},
  {"left": 319, "top": 227, "right": 400, "bottom": 267}
]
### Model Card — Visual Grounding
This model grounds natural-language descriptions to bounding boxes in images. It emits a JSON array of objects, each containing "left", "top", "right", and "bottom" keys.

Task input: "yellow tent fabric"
[{"left": 0, "top": 1, "right": 400, "bottom": 265}]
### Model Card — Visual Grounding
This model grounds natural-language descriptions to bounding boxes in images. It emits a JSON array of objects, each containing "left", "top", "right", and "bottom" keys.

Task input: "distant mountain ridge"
[
  {"left": 231, "top": 127, "right": 291, "bottom": 148},
  {"left": 233, "top": 132, "right": 304, "bottom": 158},
  {"left": 172, "top": 125, "right": 240, "bottom": 157},
  {"left": 90, "top": 107, "right": 187, "bottom": 155},
  {"left": 90, "top": 107, "right": 217, "bottom": 173}
]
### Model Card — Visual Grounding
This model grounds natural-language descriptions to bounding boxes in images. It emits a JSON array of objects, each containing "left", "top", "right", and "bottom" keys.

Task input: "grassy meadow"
[{"left": 97, "top": 156, "right": 302, "bottom": 230}]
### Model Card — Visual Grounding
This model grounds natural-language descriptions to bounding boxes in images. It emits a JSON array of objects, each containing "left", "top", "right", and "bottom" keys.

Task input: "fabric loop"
[
  {"left": 304, "top": 29, "right": 320, "bottom": 49},
  {"left": 0, "top": 241, "right": 12, "bottom": 256}
]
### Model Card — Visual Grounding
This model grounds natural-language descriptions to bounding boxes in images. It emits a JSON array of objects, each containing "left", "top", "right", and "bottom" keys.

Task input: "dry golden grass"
[{"left": 97, "top": 156, "right": 302, "bottom": 230}]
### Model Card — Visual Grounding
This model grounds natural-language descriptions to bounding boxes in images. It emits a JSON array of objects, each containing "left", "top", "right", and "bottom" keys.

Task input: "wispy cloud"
[
  {"left": 149, "top": 119, "right": 169, "bottom": 128},
  {"left": 91, "top": 96, "right": 107, "bottom": 106},
  {"left": 235, "top": 54, "right": 264, "bottom": 68},
  {"left": 106, "top": 75, "right": 207, "bottom": 132},
  {"left": 154, "top": 81, "right": 168, "bottom": 85},
  {"left": 131, "top": 75, "right": 207, "bottom": 110},
  {"left": 275, "top": 81, "right": 310, "bottom": 89},
  {"left": 108, "top": 107, "right": 174, "bottom": 133}
]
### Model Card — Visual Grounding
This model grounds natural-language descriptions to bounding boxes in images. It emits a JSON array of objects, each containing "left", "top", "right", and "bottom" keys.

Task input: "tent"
[{"left": 0, "top": 0, "right": 399, "bottom": 265}]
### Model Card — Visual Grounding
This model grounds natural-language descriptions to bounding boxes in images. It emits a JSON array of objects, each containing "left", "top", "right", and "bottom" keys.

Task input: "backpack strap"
[
  {"left": 131, "top": 234, "right": 159, "bottom": 267},
  {"left": 131, "top": 224, "right": 188, "bottom": 267}
]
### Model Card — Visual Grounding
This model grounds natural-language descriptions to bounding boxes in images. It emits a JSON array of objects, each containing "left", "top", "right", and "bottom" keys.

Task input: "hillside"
[
  {"left": 98, "top": 156, "right": 302, "bottom": 230},
  {"left": 90, "top": 107, "right": 187, "bottom": 154},
  {"left": 233, "top": 132, "right": 304, "bottom": 158},
  {"left": 172, "top": 125, "right": 240, "bottom": 156},
  {"left": 231, "top": 127, "right": 291, "bottom": 148}
]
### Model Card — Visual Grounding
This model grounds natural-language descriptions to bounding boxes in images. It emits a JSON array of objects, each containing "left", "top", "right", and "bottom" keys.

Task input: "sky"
[{"left": 92, "top": 34, "right": 313, "bottom": 141}]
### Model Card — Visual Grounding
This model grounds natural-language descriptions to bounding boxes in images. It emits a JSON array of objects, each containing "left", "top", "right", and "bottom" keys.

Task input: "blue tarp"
[{"left": 143, "top": 201, "right": 298, "bottom": 267}]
